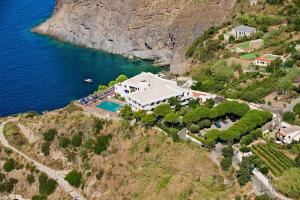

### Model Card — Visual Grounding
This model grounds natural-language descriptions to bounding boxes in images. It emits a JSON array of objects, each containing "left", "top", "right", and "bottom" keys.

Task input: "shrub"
[
  {"left": 94, "top": 135, "right": 112, "bottom": 155},
  {"left": 38, "top": 174, "right": 57, "bottom": 196},
  {"left": 190, "top": 124, "right": 200, "bottom": 133},
  {"left": 71, "top": 133, "right": 83, "bottom": 147},
  {"left": 93, "top": 118, "right": 104, "bottom": 133},
  {"left": 27, "top": 174, "right": 35, "bottom": 185},
  {"left": 222, "top": 147, "right": 234, "bottom": 158},
  {"left": 120, "top": 105, "right": 133, "bottom": 120},
  {"left": 0, "top": 178, "right": 18, "bottom": 193},
  {"left": 141, "top": 114, "right": 157, "bottom": 127},
  {"left": 221, "top": 157, "right": 232, "bottom": 171},
  {"left": 42, "top": 129, "right": 56, "bottom": 142},
  {"left": 41, "top": 142, "right": 50, "bottom": 156},
  {"left": 3, "top": 158, "right": 17, "bottom": 172},
  {"left": 283, "top": 111, "right": 295, "bottom": 124},
  {"left": 59, "top": 137, "right": 71, "bottom": 149},
  {"left": 65, "top": 170, "right": 82, "bottom": 188}
]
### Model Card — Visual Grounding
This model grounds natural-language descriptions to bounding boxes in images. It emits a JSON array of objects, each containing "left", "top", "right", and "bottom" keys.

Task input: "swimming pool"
[{"left": 96, "top": 101, "right": 123, "bottom": 112}]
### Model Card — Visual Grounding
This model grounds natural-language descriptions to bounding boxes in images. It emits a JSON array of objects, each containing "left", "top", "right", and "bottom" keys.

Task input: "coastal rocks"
[{"left": 33, "top": 0, "right": 236, "bottom": 73}]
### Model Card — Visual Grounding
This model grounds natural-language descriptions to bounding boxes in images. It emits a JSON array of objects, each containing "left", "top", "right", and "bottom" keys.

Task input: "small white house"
[
  {"left": 276, "top": 122, "right": 300, "bottom": 144},
  {"left": 224, "top": 25, "right": 257, "bottom": 41},
  {"left": 115, "top": 72, "right": 191, "bottom": 111},
  {"left": 231, "top": 25, "right": 256, "bottom": 39},
  {"left": 253, "top": 54, "right": 284, "bottom": 67}
]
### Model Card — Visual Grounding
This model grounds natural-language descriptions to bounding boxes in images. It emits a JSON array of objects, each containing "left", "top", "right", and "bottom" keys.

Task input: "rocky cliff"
[{"left": 33, "top": 0, "right": 236, "bottom": 73}]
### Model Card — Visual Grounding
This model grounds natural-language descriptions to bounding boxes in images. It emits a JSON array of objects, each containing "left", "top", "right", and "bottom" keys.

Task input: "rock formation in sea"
[{"left": 33, "top": 0, "right": 236, "bottom": 73}]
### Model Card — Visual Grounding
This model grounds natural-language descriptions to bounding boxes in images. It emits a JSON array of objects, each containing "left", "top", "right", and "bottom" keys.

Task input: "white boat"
[{"left": 84, "top": 79, "right": 93, "bottom": 83}]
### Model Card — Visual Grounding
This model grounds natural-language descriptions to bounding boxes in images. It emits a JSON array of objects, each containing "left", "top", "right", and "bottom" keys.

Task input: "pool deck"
[{"left": 76, "top": 98, "right": 124, "bottom": 120}]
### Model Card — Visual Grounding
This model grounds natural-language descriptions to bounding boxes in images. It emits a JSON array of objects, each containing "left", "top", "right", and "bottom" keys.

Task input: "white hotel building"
[{"left": 115, "top": 72, "right": 191, "bottom": 111}]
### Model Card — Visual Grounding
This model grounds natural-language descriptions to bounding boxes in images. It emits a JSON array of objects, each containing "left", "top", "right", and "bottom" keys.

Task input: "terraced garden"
[{"left": 251, "top": 143, "right": 295, "bottom": 177}]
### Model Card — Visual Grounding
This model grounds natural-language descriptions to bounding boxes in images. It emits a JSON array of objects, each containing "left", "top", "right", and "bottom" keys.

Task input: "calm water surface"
[{"left": 0, "top": 0, "right": 162, "bottom": 116}]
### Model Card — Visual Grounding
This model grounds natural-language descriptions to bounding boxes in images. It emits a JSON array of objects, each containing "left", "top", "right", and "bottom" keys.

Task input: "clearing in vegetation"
[{"left": 240, "top": 53, "right": 260, "bottom": 60}]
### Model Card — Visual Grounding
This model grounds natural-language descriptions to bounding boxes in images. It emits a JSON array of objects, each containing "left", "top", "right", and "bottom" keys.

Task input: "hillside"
[
  {"left": 32, "top": 0, "right": 236, "bottom": 73},
  {"left": 0, "top": 105, "right": 249, "bottom": 199}
]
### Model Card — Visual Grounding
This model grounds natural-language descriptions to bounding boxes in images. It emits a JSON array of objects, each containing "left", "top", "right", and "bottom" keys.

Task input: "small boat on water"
[{"left": 84, "top": 79, "right": 93, "bottom": 84}]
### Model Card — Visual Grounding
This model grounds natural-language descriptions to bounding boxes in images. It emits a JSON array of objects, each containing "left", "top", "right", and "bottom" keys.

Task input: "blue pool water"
[
  {"left": 97, "top": 101, "right": 123, "bottom": 113},
  {"left": 0, "top": 0, "right": 162, "bottom": 117}
]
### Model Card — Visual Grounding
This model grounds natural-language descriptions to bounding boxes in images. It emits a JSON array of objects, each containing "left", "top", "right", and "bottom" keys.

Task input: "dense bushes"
[
  {"left": 38, "top": 174, "right": 57, "bottom": 196},
  {"left": 283, "top": 111, "right": 295, "bottom": 124},
  {"left": 65, "top": 170, "right": 82, "bottom": 188},
  {"left": 205, "top": 110, "right": 272, "bottom": 144},
  {"left": 221, "top": 147, "right": 233, "bottom": 171},
  {"left": 183, "top": 101, "right": 250, "bottom": 126}
]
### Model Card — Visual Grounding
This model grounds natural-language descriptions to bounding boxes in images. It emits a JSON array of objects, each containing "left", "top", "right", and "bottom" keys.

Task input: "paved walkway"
[{"left": 0, "top": 119, "right": 86, "bottom": 200}]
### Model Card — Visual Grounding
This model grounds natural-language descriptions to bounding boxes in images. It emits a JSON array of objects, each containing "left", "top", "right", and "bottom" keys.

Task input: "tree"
[
  {"left": 120, "top": 105, "right": 133, "bottom": 120},
  {"left": 168, "top": 97, "right": 181, "bottom": 111},
  {"left": 153, "top": 104, "right": 172, "bottom": 118},
  {"left": 133, "top": 110, "right": 146, "bottom": 122},
  {"left": 164, "top": 112, "right": 180, "bottom": 127},
  {"left": 3, "top": 158, "right": 17, "bottom": 172},
  {"left": 294, "top": 103, "right": 300, "bottom": 116},
  {"left": 283, "top": 111, "right": 295, "bottom": 124},
  {"left": 141, "top": 114, "right": 157, "bottom": 127},
  {"left": 189, "top": 124, "right": 200, "bottom": 133},
  {"left": 65, "top": 170, "right": 82, "bottom": 188},
  {"left": 116, "top": 74, "right": 128, "bottom": 83},
  {"left": 98, "top": 85, "right": 108, "bottom": 92}
]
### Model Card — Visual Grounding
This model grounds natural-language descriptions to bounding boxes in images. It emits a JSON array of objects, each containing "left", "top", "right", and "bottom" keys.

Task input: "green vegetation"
[
  {"left": 42, "top": 129, "right": 56, "bottom": 142},
  {"left": 204, "top": 110, "right": 272, "bottom": 144},
  {"left": 59, "top": 137, "right": 71, "bottom": 148},
  {"left": 0, "top": 178, "right": 18, "bottom": 193},
  {"left": 252, "top": 143, "right": 295, "bottom": 176},
  {"left": 65, "top": 170, "right": 82, "bottom": 188},
  {"left": 71, "top": 132, "right": 83, "bottom": 147},
  {"left": 97, "top": 74, "right": 128, "bottom": 93},
  {"left": 41, "top": 142, "right": 50, "bottom": 156},
  {"left": 273, "top": 168, "right": 300, "bottom": 199},
  {"left": 3, "top": 158, "right": 17, "bottom": 172},
  {"left": 3, "top": 122, "right": 28, "bottom": 148},
  {"left": 94, "top": 134, "right": 112, "bottom": 155},
  {"left": 38, "top": 174, "right": 57, "bottom": 196},
  {"left": 240, "top": 53, "right": 260, "bottom": 60},
  {"left": 220, "top": 147, "right": 233, "bottom": 171},
  {"left": 283, "top": 111, "right": 296, "bottom": 124},
  {"left": 26, "top": 174, "right": 35, "bottom": 185}
]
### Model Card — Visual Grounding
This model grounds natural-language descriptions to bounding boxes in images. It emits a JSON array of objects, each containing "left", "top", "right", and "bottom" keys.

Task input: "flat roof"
[
  {"left": 234, "top": 25, "right": 256, "bottom": 33},
  {"left": 123, "top": 72, "right": 189, "bottom": 105}
]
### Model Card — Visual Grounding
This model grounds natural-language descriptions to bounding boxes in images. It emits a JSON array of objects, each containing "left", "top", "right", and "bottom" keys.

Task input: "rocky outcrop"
[{"left": 33, "top": 0, "right": 236, "bottom": 73}]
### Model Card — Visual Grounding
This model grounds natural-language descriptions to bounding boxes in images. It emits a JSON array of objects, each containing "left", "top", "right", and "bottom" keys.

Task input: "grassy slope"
[{"left": 6, "top": 104, "right": 247, "bottom": 200}]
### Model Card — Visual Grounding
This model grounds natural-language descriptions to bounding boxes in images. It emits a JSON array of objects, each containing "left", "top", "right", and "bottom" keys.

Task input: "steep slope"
[{"left": 33, "top": 0, "right": 236, "bottom": 73}]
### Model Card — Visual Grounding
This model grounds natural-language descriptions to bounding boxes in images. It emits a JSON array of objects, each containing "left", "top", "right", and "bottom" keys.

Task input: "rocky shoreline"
[{"left": 33, "top": 0, "right": 236, "bottom": 73}]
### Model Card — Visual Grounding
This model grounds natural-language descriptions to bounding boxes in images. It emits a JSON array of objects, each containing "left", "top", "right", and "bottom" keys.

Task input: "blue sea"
[{"left": 0, "top": 0, "right": 162, "bottom": 116}]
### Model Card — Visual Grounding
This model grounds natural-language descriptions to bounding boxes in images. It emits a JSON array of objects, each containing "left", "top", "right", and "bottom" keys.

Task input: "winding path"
[{"left": 0, "top": 119, "right": 86, "bottom": 200}]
